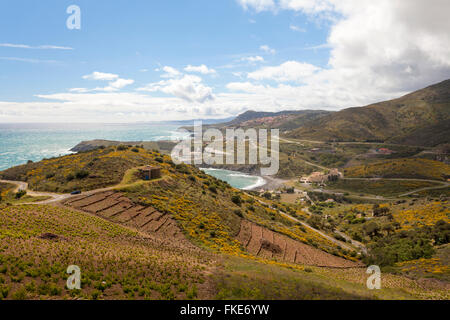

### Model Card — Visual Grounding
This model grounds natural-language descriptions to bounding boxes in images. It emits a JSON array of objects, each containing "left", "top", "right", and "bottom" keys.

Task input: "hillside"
[
  {"left": 227, "top": 110, "right": 329, "bottom": 127},
  {"left": 1, "top": 146, "right": 448, "bottom": 299},
  {"left": 0, "top": 145, "right": 163, "bottom": 192},
  {"left": 287, "top": 79, "right": 450, "bottom": 146},
  {"left": 343, "top": 158, "right": 450, "bottom": 181},
  {"left": 3, "top": 203, "right": 435, "bottom": 300},
  {"left": 0, "top": 204, "right": 213, "bottom": 300},
  {"left": 0, "top": 146, "right": 357, "bottom": 259}
]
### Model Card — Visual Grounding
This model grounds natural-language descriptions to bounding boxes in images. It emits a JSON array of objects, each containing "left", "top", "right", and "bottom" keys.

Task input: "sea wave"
[{"left": 242, "top": 176, "right": 266, "bottom": 190}]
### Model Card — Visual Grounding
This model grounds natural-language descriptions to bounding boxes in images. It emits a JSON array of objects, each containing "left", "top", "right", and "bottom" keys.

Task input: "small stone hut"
[{"left": 137, "top": 166, "right": 161, "bottom": 180}]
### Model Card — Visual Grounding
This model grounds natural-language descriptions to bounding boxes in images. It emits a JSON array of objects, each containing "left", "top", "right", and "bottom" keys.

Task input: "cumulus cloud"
[
  {"left": 184, "top": 64, "right": 217, "bottom": 75},
  {"left": 2, "top": 0, "right": 450, "bottom": 122},
  {"left": 160, "top": 66, "right": 182, "bottom": 78},
  {"left": 237, "top": 0, "right": 450, "bottom": 105},
  {"left": 248, "top": 61, "right": 320, "bottom": 82},
  {"left": 77, "top": 72, "right": 134, "bottom": 92},
  {"left": 138, "top": 74, "right": 214, "bottom": 103}
]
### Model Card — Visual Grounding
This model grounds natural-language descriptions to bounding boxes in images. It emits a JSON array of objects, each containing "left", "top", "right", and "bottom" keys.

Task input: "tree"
[
  {"left": 364, "top": 222, "right": 380, "bottom": 238},
  {"left": 231, "top": 195, "right": 241, "bottom": 206}
]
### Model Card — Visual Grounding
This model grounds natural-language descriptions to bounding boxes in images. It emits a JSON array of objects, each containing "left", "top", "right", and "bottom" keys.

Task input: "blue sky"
[{"left": 0, "top": 0, "right": 449, "bottom": 122}]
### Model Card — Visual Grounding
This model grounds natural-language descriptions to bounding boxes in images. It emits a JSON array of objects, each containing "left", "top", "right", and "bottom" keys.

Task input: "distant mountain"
[
  {"left": 287, "top": 79, "right": 450, "bottom": 146},
  {"left": 217, "top": 109, "right": 331, "bottom": 131},
  {"left": 136, "top": 117, "right": 236, "bottom": 125}
]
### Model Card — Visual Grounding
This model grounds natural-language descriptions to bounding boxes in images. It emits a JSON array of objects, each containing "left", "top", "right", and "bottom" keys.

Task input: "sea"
[{"left": 0, "top": 122, "right": 264, "bottom": 190}]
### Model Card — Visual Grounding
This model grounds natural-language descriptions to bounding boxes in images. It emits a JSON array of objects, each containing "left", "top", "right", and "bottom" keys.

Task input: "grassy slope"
[
  {"left": 1, "top": 204, "right": 444, "bottom": 300},
  {"left": 343, "top": 159, "right": 450, "bottom": 181},
  {"left": 0, "top": 204, "right": 213, "bottom": 300},
  {"left": 0, "top": 146, "right": 162, "bottom": 193},
  {"left": 327, "top": 179, "right": 440, "bottom": 197},
  {"left": 0, "top": 146, "right": 351, "bottom": 257},
  {"left": 119, "top": 159, "right": 352, "bottom": 259},
  {"left": 1, "top": 147, "right": 448, "bottom": 299}
]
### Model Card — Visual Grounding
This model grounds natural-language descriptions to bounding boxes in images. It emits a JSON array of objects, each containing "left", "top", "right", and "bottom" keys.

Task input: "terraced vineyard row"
[
  {"left": 237, "top": 220, "right": 361, "bottom": 268},
  {"left": 64, "top": 191, "right": 191, "bottom": 247}
]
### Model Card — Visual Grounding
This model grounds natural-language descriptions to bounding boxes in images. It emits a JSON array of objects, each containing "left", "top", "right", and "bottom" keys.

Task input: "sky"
[{"left": 0, "top": 0, "right": 449, "bottom": 122}]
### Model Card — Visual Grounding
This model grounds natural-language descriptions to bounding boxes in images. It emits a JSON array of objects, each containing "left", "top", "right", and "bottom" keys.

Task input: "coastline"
[
  {"left": 200, "top": 166, "right": 287, "bottom": 191},
  {"left": 257, "top": 175, "right": 287, "bottom": 191}
]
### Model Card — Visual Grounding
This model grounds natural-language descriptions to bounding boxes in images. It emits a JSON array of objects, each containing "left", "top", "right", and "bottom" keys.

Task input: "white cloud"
[
  {"left": 104, "top": 78, "right": 135, "bottom": 91},
  {"left": 138, "top": 75, "right": 214, "bottom": 103},
  {"left": 161, "top": 66, "right": 182, "bottom": 78},
  {"left": 0, "top": 43, "right": 73, "bottom": 50},
  {"left": 248, "top": 61, "right": 320, "bottom": 82},
  {"left": 0, "top": 57, "right": 60, "bottom": 64},
  {"left": 290, "top": 24, "right": 306, "bottom": 32},
  {"left": 237, "top": 0, "right": 450, "bottom": 105},
  {"left": 78, "top": 72, "right": 134, "bottom": 92},
  {"left": 241, "top": 56, "right": 265, "bottom": 63},
  {"left": 237, "top": 0, "right": 275, "bottom": 12},
  {"left": 82, "top": 72, "right": 119, "bottom": 81},
  {"left": 260, "top": 45, "right": 276, "bottom": 54},
  {"left": 227, "top": 82, "right": 266, "bottom": 93},
  {"left": 184, "top": 64, "right": 217, "bottom": 75},
  {"left": 279, "top": 0, "right": 334, "bottom": 14},
  {"left": 2, "top": 0, "right": 450, "bottom": 122}
]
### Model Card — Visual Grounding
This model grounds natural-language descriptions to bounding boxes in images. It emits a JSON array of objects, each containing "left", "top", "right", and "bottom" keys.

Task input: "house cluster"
[
  {"left": 299, "top": 168, "right": 342, "bottom": 184},
  {"left": 137, "top": 166, "right": 161, "bottom": 181}
]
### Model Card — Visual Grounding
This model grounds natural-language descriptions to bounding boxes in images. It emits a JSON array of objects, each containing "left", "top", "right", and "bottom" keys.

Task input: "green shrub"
[
  {"left": 12, "top": 287, "right": 27, "bottom": 300},
  {"left": 0, "top": 285, "right": 10, "bottom": 299},
  {"left": 234, "top": 209, "right": 243, "bottom": 217},
  {"left": 75, "top": 170, "right": 89, "bottom": 179},
  {"left": 15, "top": 190, "right": 27, "bottom": 199},
  {"left": 262, "top": 192, "right": 272, "bottom": 199},
  {"left": 231, "top": 195, "right": 242, "bottom": 206}
]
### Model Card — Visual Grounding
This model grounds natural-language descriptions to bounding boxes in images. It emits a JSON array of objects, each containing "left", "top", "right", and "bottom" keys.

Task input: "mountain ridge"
[{"left": 286, "top": 79, "right": 450, "bottom": 146}]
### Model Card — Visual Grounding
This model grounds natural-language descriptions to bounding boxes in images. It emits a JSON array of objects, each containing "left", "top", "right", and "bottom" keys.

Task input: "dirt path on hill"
[{"left": 0, "top": 179, "right": 119, "bottom": 205}]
